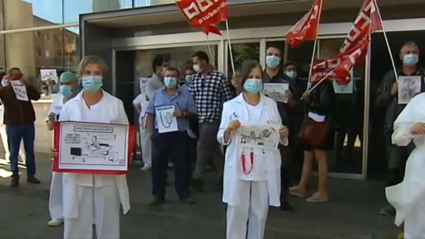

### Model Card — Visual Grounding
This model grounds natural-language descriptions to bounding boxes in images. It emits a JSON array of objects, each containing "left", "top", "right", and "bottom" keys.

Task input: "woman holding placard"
[
  {"left": 45, "top": 72, "right": 79, "bottom": 227},
  {"left": 51, "top": 56, "right": 130, "bottom": 239},
  {"left": 217, "top": 60, "right": 289, "bottom": 239}
]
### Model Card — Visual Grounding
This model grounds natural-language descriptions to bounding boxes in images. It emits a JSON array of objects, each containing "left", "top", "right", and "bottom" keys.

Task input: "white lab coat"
[
  {"left": 59, "top": 90, "right": 130, "bottom": 239},
  {"left": 217, "top": 93, "right": 287, "bottom": 239},
  {"left": 132, "top": 93, "right": 151, "bottom": 166},
  {"left": 386, "top": 93, "right": 425, "bottom": 239},
  {"left": 48, "top": 95, "right": 64, "bottom": 220}
]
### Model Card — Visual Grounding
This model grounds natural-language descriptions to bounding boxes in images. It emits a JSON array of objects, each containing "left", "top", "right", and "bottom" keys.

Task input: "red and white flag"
[
  {"left": 311, "top": 0, "right": 383, "bottom": 83},
  {"left": 286, "top": 0, "right": 323, "bottom": 48},
  {"left": 177, "top": 0, "right": 228, "bottom": 36}
]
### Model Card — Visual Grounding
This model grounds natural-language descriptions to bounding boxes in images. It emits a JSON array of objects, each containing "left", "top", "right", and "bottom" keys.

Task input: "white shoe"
[
  {"left": 48, "top": 218, "right": 63, "bottom": 227},
  {"left": 140, "top": 165, "right": 151, "bottom": 171}
]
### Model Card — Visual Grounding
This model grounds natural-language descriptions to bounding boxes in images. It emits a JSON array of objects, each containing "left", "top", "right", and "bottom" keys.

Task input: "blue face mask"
[
  {"left": 164, "top": 77, "right": 177, "bottom": 88},
  {"left": 243, "top": 78, "right": 263, "bottom": 94},
  {"left": 60, "top": 85, "right": 74, "bottom": 98},
  {"left": 185, "top": 75, "right": 193, "bottom": 83},
  {"left": 82, "top": 76, "right": 103, "bottom": 92},
  {"left": 1, "top": 79, "right": 8, "bottom": 87},
  {"left": 403, "top": 54, "right": 419, "bottom": 67},
  {"left": 285, "top": 70, "right": 297, "bottom": 79},
  {"left": 266, "top": 56, "right": 280, "bottom": 69}
]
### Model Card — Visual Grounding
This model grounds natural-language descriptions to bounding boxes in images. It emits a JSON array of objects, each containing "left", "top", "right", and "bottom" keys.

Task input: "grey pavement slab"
[{"left": 0, "top": 153, "right": 401, "bottom": 239}]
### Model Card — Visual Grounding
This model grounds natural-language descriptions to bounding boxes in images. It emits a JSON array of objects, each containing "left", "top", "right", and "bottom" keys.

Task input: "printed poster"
[
  {"left": 57, "top": 122, "right": 130, "bottom": 172},
  {"left": 10, "top": 80, "right": 28, "bottom": 101},
  {"left": 40, "top": 69, "right": 58, "bottom": 82},
  {"left": 156, "top": 105, "right": 178, "bottom": 133},
  {"left": 398, "top": 75, "right": 421, "bottom": 104},
  {"left": 263, "top": 83, "right": 289, "bottom": 103},
  {"left": 236, "top": 123, "right": 280, "bottom": 149}
]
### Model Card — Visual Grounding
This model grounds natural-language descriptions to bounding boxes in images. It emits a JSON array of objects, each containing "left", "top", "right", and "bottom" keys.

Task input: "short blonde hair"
[{"left": 77, "top": 55, "right": 108, "bottom": 77}]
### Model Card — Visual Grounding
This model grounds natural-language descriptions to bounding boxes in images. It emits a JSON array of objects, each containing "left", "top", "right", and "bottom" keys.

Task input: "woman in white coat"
[
  {"left": 217, "top": 60, "right": 289, "bottom": 239},
  {"left": 386, "top": 93, "right": 425, "bottom": 239},
  {"left": 45, "top": 72, "right": 79, "bottom": 227},
  {"left": 52, "top": 55, "right": 130, "bottom": 239}
]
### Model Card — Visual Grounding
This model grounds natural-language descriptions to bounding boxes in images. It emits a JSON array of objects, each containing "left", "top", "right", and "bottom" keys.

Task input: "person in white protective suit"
[
  {"left": 386, "top": 92, "right": 425, "bottom": 239},
  {"left": 45, "top": 71, "right": 79, "bottom": 227},
  {"left": 217, "top": 60, "right": 289, "bottom": 239},
  {"left": 51, "top": 55, "right": 130, "bottom": 239}
]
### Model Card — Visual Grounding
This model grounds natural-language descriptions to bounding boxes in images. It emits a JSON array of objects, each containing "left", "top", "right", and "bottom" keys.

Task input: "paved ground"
[{"left": 0, "top": 153, "right": 401, "bottom": 239}]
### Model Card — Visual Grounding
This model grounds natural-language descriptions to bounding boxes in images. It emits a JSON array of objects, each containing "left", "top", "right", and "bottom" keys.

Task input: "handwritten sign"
[
  {"left": 40, "top": 69, "right": 58, "bottom": 82},
  {"left": 10, "top": 81, "right": 28, "bottom": 101}
]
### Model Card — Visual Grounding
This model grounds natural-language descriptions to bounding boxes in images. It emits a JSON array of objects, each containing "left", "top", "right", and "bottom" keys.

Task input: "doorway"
[{"left": 367, "top": 30, "right": 425, "bottom": 179}]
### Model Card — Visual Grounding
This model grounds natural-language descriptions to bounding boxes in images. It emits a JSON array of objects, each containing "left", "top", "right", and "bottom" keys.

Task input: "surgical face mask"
[
  {"left": 266, "top": 56, "right": 280, "bottom": 69},
  {"left": 243, "top": 78, "right": 263, "bottom": 94},
  {"left": 60, "top": 85, "right": 73, "bottom": 98},
  {"left": 164, "top": 77, "right": 177, "bottom": 88},
  {"left": 193, "top": 64, "right": 202, "bottom": 73},
  {"left": 403, "top": 54, "right": 419, "bottom": 67},
  {"left": 1, "top": 79, "right": 8, "bottom": 87},
  {"left": 82, "top": 75, "right": 103, "bottom": 92},
  {"left": 285, "top": 70, "right": 297, "bottom": 79},
  {"left": 185, "top": 75, "right": 193, "bottom": 83}
]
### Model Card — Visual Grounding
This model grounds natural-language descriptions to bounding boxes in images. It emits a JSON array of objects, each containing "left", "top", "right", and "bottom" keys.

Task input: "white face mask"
[{"left": 193, "top": 64, "right": 202, "bottom": 73}]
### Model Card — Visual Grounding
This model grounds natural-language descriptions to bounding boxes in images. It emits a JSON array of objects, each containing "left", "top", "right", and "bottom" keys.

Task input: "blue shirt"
[{"left": 146, "top": 87, "right": 197, "bottom": 131}]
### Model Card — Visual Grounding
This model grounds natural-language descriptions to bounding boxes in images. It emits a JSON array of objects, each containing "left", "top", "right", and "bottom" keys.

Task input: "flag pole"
[
  {"left": 374, "top": 1, "right": 398, "bottom": 81},
  {"left": 225, "top": 20, "right": 236, "bottom": 77},
  {"left": 307, "top": 39, "right": 318, "bottom": 90},
  {"left": 205, "top": 34, "right": 216, "bottom": 68}
]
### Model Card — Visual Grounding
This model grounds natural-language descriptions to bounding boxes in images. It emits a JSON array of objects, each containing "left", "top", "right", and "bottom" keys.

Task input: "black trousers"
[
  {"left": 280, "top": 166, "right": 291, "bottom": 203},
  {"left": 188, "top": 137, "right": 197, "bottom": 168},
  {"left": 151, "top": 131, "right": 191, "bottom": 200}
]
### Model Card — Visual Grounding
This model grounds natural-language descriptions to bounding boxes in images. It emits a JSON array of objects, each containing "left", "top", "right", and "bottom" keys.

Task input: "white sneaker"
[
  {"left": 48, "top": 218, "right": 63, "bottom": 227},
  {"left": 140, "top": 165, "right": 151, "bottom": 171}
]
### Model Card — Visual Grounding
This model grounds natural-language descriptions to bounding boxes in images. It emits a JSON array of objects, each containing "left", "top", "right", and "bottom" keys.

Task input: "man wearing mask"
[
  {"left": 0, "top": 67, "right": 41, "bottom": 187},
  {"left": 146, "top": 67, "right": 196, "bottom": 205},
  {"left": 263, "top": 46, "right": 298, "bottom": 213},
  {"left": 189, "top": 51, "right": 234, "bottom": 191},
  {"left": 376, "top": 41, "right": 422, "bottom": 216}
]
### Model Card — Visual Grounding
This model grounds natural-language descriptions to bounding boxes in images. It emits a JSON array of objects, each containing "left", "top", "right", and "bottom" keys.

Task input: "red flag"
[
  {"left": 177, "top": 0, "right": 228, "bottom": 36},
  {"left": 286, "top": 0, "right": 323, "bottom": 48},
  {"left": 370, "top": 0, "right": 383, "bottom": 33}
]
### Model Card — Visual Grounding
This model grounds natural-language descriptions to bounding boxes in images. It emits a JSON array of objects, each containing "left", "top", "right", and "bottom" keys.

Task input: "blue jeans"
[{"left": 6, "top": 123, "right": 35, "bottom": 177}]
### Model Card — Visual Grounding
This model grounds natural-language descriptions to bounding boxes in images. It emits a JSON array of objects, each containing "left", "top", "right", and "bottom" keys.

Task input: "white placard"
[
  {"left": 398, "top": 76, "right": 421, "bottom": 104},
  {"left": 156, "top": 105, "right": 178, "bottom": 133},
  {"left": 40, "top": 69, "right": 58, "bottom": 82},
  {"left": 236, "top": 123, "right": 280, "bottom": 149},
  {"left": 262, "top": 83, "right": 289, "bottom": 103},
  {"left": 58, "top": 122, "right": 129, "bottom": 172},
  {"left": 10, "top": 80, "right": 28, "bottom": 101}
]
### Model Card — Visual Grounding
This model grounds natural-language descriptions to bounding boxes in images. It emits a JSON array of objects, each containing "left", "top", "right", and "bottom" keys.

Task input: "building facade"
[{"left": 2, "top": 0, "right": 425, "bottom": 180}]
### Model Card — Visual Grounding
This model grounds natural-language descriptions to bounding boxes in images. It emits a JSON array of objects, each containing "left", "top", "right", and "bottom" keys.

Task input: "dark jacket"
[
  {"left": 375, "top": 69, "right": 424, "bottom": 144},
  {"left": 305, "top": 80, "right": 335, "bottom": 117},
  {"left": 0, "top": 82, "right": 41, "bottom": 125}
]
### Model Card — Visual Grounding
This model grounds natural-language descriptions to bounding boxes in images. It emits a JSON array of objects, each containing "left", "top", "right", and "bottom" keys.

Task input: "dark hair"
[
  {"left": 192, "top": 51, "right": 209, "bottom": 64},
  {"left": 7, "top": 67, "right": 21, "bottom": 77},
  {"left": 240, "top": 60, "right": 263, "bottom": 88},
  {"left": 185, "top": 66, "right": 194, "bottom": 72},
  {"left": 152, "top": 56, "right": 164, "bottom": 72},
  {"left": 284, "top": 61, "right": 298, "bottom": 70},
  {"left": 266, "top": 45, "right": 282, "bottom": 56},
  {"left": 400, "top": 41, "right": 419, "bottom": 52},
  {"left": 165, "top": 67, "right": 180, "bottom": 78}
]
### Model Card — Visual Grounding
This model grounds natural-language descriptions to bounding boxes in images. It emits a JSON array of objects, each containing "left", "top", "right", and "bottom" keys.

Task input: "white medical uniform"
[
  {"left": 132, "top": 93, "right": 151, "bottom": 167},
  {"left": 217, "top": 94, "right": 287, "bottom": 239},
  {"left": 48, "top": 95, "right": 64, "bottom": 221},
  {"left": 386, "top": 93, "right": 425, "bottom": 239},
  {"left": 59, "top": 91, "right": 130, "bottom": 239}
]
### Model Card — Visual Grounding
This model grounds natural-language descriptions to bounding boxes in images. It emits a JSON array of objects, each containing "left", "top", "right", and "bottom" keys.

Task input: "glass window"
[
  {"left": 4, "top": 29, "right": 79, "bottom": 98},
  {"left": 227, "top": 42, "right": 260, "bottom": 79},
  {"left": 286, "top": 41, "right": 314, "bottom": 80},
  {"left": 318, "top": 38, "right": 365, "bottom": 175},
  {"left": 134, "top": 0, "right": 174, "bottom": 7},
  {"left": 64, "top": 0, "right": 133, "bottom": 23}
]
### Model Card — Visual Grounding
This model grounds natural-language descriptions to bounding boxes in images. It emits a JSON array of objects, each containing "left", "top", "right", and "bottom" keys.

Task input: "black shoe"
[
  {"left": 27, "top": 176, "right": 41, "bottom": 184},
  {"left": 149, "top": 197, "right": 166, "bottom": 206},
  {"left": 181, "top": 198, "right": 196, "bottom": 205},
  {"left": 10, "top": 177, "right": 19, "bottom": 188},
  {"left": 280, "top": 201, "right": 295, "bottom": 214},
  {"left": 191, "top": 178, "right": 204, "bottom": 192},
  {"left": 379, "top": 204, "right": 395, "bottom": 216}
]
